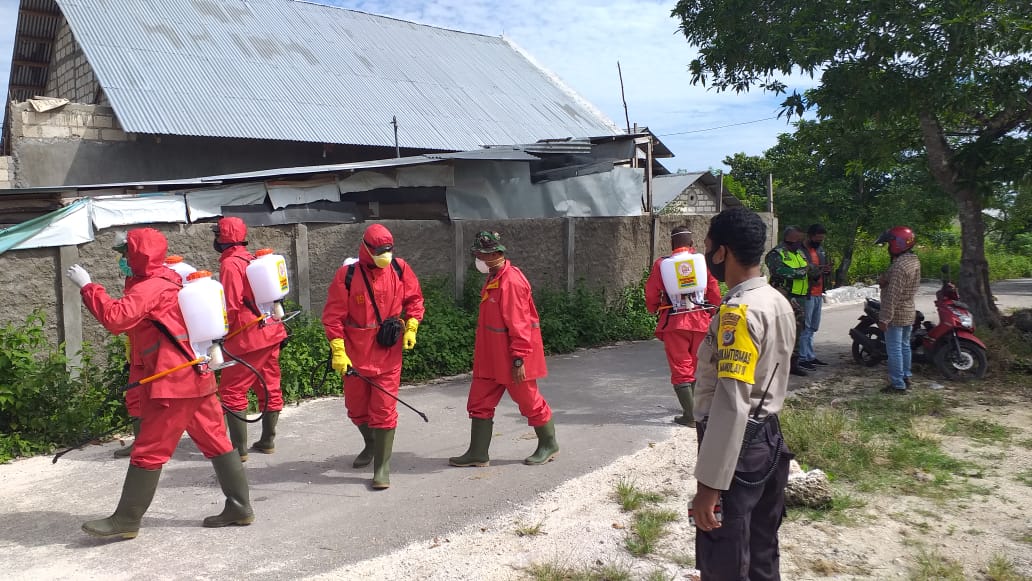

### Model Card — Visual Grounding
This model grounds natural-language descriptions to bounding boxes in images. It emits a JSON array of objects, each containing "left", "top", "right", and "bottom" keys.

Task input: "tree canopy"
[{"left": 672, "top": 0, "right": 1032, "bottom": 325}]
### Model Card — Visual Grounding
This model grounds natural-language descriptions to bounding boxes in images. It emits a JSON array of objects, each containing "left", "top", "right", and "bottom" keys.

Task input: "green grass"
[
  {"left": 1018, "top": 438, "right": 1032, "bottom": 450},
  {"left": 644, "top": 571, "right": 672, "bottom": 581},
  {"left": 908, "top": 547, "right": 966, "bottom": 581},
  {"left": 625, "top": 509, "right": 679, "bottom": 556},
  {"left": 1014, "top": 470, "right": 1032, "bottom": 488},
  {"left": 664, "top": 551, "right": 694, "bottom": 568},
  {"left": 523, "top": 560, "right": 633, "bottom": 581},
  {"left": 614, "top": 479, "right": 662, "bottom": 512},
  {"left": 515, "top": 520, "right": 545, "bottom": 537},
  {"left": 940, "top": 417, "right": 1014, "bottom": 443},
  {"left": 780, "top": 391, "right": 983, "bottom": 498},
  {"left": 787, "top": 491, "right": 868, "bottom": 526},
  {"left": 984, "top": 554, "right": 1031, "bottom": 581}
]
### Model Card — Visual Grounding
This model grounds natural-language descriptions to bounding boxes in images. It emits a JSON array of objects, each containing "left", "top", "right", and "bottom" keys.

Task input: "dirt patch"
[{"left": 322, "top": 369, "right": 1032, "bottom": 580}]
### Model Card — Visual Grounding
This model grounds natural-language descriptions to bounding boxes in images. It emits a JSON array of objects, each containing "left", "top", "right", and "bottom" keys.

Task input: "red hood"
[
  {"left": 217, "top": 216, "right": 248, "bottom": 244},
  {"left": 127, "top": 228, "right": 173, "bottom": 278},
  {"left": 359, "top": 223, "right": 394, "bottom": 267}
]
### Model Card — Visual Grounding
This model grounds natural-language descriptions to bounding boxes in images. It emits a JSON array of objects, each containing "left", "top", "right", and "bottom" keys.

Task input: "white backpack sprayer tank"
[
  {"left": 178, "top": 270, "right": 230, "bottom": 368},
  {"left": 164, "top": 255, "right": 197, "bottom": 284},
  {"left": 660, "top": 249, "right": 708, "bottom": 312},
  {"left": 246, "top": 248, "right": 290, "bottom": 319}
]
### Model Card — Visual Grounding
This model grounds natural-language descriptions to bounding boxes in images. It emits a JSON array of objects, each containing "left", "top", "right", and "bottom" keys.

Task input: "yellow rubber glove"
[
  {"left": 403, "top": 318, "right": 419, "bottom": 350},
  {"left": 329, "top": 338, "right": 352, "bottom": 373}
]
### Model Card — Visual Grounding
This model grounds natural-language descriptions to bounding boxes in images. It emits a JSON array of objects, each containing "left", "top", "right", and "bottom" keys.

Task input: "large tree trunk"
[
  {"left": 955, "top": 188, "right": 1001, "bottom": 328},
  {"left": 918, "top": 112, "right": 1001, "bottom": 328}
]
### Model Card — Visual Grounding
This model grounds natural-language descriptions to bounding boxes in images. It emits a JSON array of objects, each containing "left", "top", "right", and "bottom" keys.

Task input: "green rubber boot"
[
  {"left": 202, "top": 450, "right": 255, "bottom": 528},
  {"left": 225, "top": 412, "right": 249, "bottom": 462},
  {"left": 353, "top": 423, "right": 374, "bottom": 468},
  {"left": 673, "top": 382, "right": 696, "bottom": 427},
  {"left": 82, "top": 465, "right": 161, "bottom": 540},
  {"left": 371, "top": 428, "right": 395, "bottom": 490},
  {"left": 449, "top": 418, "right": 493, "bottom": 467},
  {"left": 524, "top": 420, "right": 559, "bottom": 465},
  {"left": 113, "top": 417, "right": 141, "bottom": 459},
  {"left": 250, "top": 411, "right": 279, "bottom": 454}
]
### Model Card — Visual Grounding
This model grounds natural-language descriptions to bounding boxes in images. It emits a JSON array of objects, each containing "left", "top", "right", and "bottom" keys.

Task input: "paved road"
[{"left": 1, "top": 280, "right": 1028, "bottom": 580}]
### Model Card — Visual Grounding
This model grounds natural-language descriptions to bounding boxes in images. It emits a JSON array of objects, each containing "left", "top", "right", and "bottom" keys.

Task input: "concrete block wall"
[
  {"left": 661, "top": 182, "right": 719, "bottom": 215},
  {"left": 44, "top": 21, "right": 104, "bottom": 105},
  {"left": 10, "top": 102, "right": 130, "bottom": 143},
  {"left": 0, "top": 156, "right": 12, "bottom": 189},
  {"left": 0, "top": 213, "right": 776, "bottom": 362}
]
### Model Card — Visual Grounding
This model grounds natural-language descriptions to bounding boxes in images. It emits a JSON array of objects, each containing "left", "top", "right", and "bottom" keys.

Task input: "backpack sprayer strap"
[
  {"left": 358, "top": 264, "right": 403, "bottom": 348},
  {"left": 151, "top": 319, "right": 204, "bottom": 374}
]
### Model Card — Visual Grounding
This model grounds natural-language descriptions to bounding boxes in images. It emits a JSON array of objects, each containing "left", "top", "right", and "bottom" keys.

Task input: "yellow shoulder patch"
[{"left": 716, "top": 304, "right": 758, "bottom": 384}]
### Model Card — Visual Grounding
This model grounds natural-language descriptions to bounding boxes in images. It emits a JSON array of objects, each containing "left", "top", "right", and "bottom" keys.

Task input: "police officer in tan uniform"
[{"left": 691, "top": 207, "right": 795, "bottom": 580}]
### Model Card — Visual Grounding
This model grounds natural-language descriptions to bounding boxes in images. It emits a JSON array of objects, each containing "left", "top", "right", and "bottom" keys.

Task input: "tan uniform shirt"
[{"left": 693, "top": 276, "right": 795, "bottom": 490}]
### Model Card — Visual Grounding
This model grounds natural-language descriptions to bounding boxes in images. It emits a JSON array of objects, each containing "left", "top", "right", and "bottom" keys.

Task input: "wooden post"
[
  {"left": 767, "top": 173, "right": 774, "bottom": 213},
  {"left": 453, "top": 221, "right": 465, "bottom": 301},
  {"left": 564, "top": 217, "right": 575, "bottom": 292},
  {"left": 293, "top": 223, "right": 311, "bottom": 312},
  {"left": 58, "top": 245, "right": 83, "bottom": 375},
  {"left": 718, "top": 171, "right": 724, "bottom": 213}
]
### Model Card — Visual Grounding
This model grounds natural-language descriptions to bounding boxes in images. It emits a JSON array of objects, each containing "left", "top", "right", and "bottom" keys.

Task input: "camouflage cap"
[{"left": 471, "top": 231, "right": 506, "bottom": 254}]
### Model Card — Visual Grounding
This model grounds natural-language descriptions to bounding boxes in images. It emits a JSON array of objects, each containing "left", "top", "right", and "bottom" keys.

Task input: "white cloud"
[{"left": 0, "top": 0, "right": 813, "bottom": 170}]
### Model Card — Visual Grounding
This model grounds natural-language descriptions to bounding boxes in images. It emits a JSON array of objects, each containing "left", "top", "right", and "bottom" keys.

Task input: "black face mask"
[
  {"left": 810, "top": 240, "right": 822, "bottom": 248},
  {"left": 705, "top": 246, "right": 726, "bottom": 283},
  {"left": 784, "top": 241, "right": 802, "bottom": 251},
  {"left": 214, "top": 240, "right": 233, "bottom": 254}
]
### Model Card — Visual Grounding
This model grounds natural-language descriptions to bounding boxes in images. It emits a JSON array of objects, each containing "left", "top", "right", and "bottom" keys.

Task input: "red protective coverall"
[
  {"left": 645, "top": 250, "right": 722, "bottom": 385},
  {"left": 468, "top": 260, "right": 552, "bottom": 427},
  {"left": 122, "top": 275, "right": 146, "bottom": 417},
  {"left": 215, "top": 217, "right": 288, "bottom": 413},
  {"left": 80, "top": 228, "right": 232, "bottom": 470},
  {"left": 321, "top": 224, "right": 425, "bottom": 429}
]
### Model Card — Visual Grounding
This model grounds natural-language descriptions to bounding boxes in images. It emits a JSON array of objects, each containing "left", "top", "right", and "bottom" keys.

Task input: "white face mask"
[{"left": 475, "top": 258, "right": 490, "bottom": 274}]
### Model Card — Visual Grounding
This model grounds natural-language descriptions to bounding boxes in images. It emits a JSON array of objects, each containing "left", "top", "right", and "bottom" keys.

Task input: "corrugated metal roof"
[{"left": 52, "top": 0, "right": 621, "bottom": 150}]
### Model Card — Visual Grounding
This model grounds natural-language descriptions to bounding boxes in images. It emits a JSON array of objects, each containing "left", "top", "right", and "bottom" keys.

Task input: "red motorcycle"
[{"left": 849, "top": 265, "right": 988, "bottom": 380}]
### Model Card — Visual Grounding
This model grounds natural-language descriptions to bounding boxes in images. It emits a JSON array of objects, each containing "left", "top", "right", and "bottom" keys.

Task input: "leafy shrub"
[{"left": 0, "top": 313, "right": 128, "bottom": 463}]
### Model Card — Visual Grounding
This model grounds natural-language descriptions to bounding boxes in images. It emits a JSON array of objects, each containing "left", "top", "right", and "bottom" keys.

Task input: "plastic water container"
[
  {"left": 164, "top": 255, "right": 197, "bottom": 284},
  {"left": 246, "top": 248, "right": 289, "bottom": 304},
  {"left": 178, "top": 271, "right": 229, "bottom": 344},
  {"left": 660, "top": 249, "right": 708, "bottom": 310}
]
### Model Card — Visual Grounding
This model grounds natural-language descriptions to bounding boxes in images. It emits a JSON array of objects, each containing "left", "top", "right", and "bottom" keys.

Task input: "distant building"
[
  {"left": 652, "top": 172, "right": 741, "bottom": 214},
  {"left": 3, "top": 0, "right": 633, "bottom": 187}
]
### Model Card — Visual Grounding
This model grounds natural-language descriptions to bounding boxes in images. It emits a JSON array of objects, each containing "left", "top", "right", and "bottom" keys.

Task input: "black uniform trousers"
[{"left": 696, "top": 418, "right": 793, "bottom": 581}]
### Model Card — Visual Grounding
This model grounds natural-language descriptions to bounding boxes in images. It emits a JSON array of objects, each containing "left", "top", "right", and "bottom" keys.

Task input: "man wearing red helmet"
[
  {"left": 67, "top": 228, "right": 253, "bottom": 540},
  {"left": 875, "top": 226, "right": 921, "bottom": 393},
  {"left": 322, "top": 224, "right": 425, "bottom": 489},
  {"left": 214, "top": 217, "right": 289, "bottom": 459}
]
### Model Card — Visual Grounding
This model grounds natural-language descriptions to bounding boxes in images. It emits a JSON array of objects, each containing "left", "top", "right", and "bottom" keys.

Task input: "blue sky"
[{"left": 0, "top": 0, "right": 808, "bottom": 171}]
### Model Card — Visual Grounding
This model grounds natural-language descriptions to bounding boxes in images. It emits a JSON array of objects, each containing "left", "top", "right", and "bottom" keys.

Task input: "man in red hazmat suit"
[
  {"left": 322, "top": 223, "right": 425, "bottom": 489},
  {"left": 213, "top": 217, "right": 288, "bottom": 460},
  {"left": 449, "top": 231, "right": 559, "bottom": 467},
  {"left": 645, "top": 226, "right": 722, "bottom": 427},
  {"left": 111, "top": 230, "right": 147, "bottom": 458},
  {"left": 66, "top": 227, "right": 253, "bottom": 540}
]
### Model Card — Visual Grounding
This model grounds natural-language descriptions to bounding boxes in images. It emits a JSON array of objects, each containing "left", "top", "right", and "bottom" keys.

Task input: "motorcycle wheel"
[
  {"left": 933, "top": 339, "right": 988, "bottom": 381},
  {"left": 851, "top": 327, "right": 884, "bottom": 367}
]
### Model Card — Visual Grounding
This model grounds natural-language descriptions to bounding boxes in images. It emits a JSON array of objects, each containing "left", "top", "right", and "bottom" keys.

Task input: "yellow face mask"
[{"left": 372, "top": 252, "right": 393, "bottom": 269}]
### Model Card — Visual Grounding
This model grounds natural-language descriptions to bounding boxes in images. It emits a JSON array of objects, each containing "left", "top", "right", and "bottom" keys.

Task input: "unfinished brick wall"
[
  {"left": 9, "top": 102, "right": 132, "bottom": 143},
  {"left": 44, "top": 21, "right": 107, "bottom": 106},
  {"left": 660, "top": 182, "right": 719, "bottom": 215},
  {"left": 0, "top": 157, "right": 12, "bottom": 189}
]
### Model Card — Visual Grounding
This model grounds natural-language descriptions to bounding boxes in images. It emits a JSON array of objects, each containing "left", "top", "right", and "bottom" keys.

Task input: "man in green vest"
[{"left": 765, "top": 226, "right": 812, "bottom": 376}]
